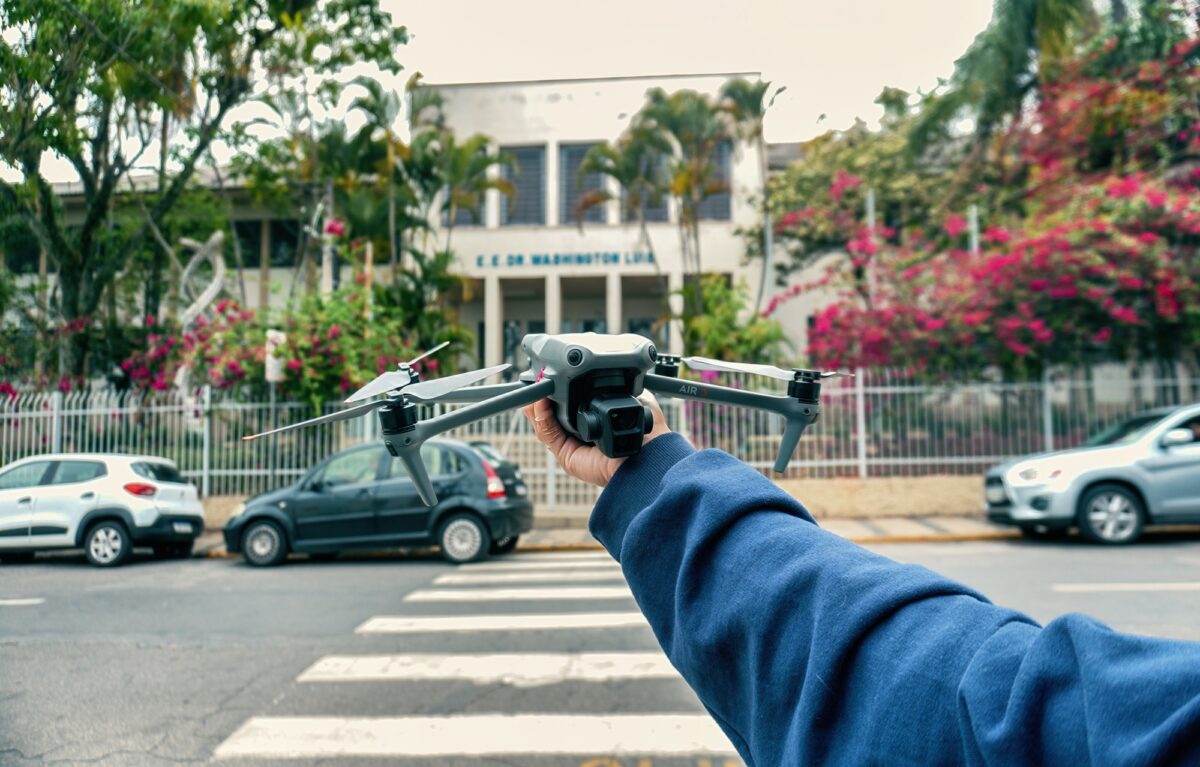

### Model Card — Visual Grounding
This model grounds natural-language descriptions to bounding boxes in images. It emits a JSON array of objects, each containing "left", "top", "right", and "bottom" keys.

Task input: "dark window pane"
[
  {"left": 696, "top": 141, "right": 732, "bottom": 221},
  {"left": 320, "top": 447, "right": 384, "bottom": 487},
  {"left": 500, "top": 146, "right": 545, "bottom": 226},
  {"left": 132, "top": 462, "right": 185, "bottom": 484},
  {"left": 269, "top": 220, "right": 301, "bottom": 267},
  {"left": 444, "top": 186, "right": 485, "bottom": 228},
  {"left": 2, "top": 225, "right": 40, "bottom": 274},
  {"left": 230, "top": 220, "right": 263, "bottom": 269},
  {"left": 50, "top": 461, "right": 107, "bottom": 485},
  {"left": 559, "top": 143, "right": 606, "bottom": 225}
]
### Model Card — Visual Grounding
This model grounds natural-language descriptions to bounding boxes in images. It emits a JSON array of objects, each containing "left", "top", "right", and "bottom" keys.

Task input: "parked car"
[
  {"left": 985, "top": 402, "right": 1200, "bottom": 544},
  {"left": 223, "top": 438, "right": 533, "bottom": 566},
  {"left": 0, "top": 454, "right": 204, "bottom": 566}
]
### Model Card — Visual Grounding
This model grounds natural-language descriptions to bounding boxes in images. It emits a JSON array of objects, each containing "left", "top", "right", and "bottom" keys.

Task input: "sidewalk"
[{"left": 196, "top": 515, "right": 1017, "bottom": 558}]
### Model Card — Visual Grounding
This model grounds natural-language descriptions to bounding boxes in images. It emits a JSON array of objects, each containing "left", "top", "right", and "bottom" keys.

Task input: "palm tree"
[
  {"left": 437, "top": 132, "right": 514, "bottom": 253},
  {"left": 351, "top": 76, "right": 404, "bottom": 275},
  {"left": 575, "top": 124, "right": 671, "bottom": 258},
  {"left": 720, "top": 77, "right": 785, "bottom": 313},
  {"left": 635, "top": 88, "right": 733, "bottom": 314}
]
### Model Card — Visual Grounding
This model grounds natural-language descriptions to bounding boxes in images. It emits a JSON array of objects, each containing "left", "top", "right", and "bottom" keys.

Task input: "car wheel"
[
  {"left": 154, "top": 541, "right": 194, "bottom": 559},
  {"left": 242, "top": 520, "right": 288, "bottom": 567},
  {"left": 1077, "top": 484, "right": 1145, "bottom": 545},
  {"left": 0, "top": 552, "right": 36, "bottom": 564},
  {"left": 490, "top": 535, "right": 519, "bottom": 555},
  {"left": 439, "top": 513, "right": 491, "bottom": 564},
  {"left": 85, "top": 521, "right": 132, "bottom": 567}
]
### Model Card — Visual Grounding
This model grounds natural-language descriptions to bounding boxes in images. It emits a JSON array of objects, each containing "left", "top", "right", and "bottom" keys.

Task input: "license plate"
[
  {"left": 172, "top": 522, "right": 193, "bottom": 534},
  {"left": 985, "top": 487, "right": 1007, "bottom": 504}
]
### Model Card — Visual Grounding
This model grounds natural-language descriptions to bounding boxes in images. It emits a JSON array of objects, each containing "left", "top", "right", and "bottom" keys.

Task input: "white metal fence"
[{"left": 2, "top": 365, "right": 1196, "bottom": 506}]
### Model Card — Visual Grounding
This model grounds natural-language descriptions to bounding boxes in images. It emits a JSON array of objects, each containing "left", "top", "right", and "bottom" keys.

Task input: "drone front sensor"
[{"left": 244, "top": 332, "right": 848, "bottom": 506}]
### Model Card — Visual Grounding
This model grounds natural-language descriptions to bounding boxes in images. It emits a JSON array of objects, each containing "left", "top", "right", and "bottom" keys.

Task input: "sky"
[
  {"left": 5, "top": 0, "right": 995, "bottom": 183},
  {"left": 384, "top": 0, "right": 994, "bottom": 143}
]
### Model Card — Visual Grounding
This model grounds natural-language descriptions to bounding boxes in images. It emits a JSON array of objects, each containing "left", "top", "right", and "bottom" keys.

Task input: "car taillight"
[
  {"left": 482, "top": 461, "right": 506, "bottom": 499},
  {"left": 123, "top": 482, "right": 157, "bottom": 498}
]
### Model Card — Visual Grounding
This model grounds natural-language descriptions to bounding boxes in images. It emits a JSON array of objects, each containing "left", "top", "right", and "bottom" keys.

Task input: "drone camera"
[{"left": 577, "top": 395, "right": 652, "bottom": 457}]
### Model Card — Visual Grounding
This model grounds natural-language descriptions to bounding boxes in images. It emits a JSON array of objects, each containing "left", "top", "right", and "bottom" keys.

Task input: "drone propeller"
[
  {"left": 682, "top": 356, "right": 852, "bottom": 382},
  {"left": 397, "top": 363, "right": 510, "bottom": 401},
  {"left": 242, "top": 399, "right": 387, "bottom": 442},
  {"left": 345, "top": 341, "right": 450, "bottom": 403}
]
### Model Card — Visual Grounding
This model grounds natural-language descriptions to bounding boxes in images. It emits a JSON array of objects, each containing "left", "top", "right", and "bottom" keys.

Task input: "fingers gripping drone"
[{"left": 244, "top": 333, "right": 849, "bottom": 506}]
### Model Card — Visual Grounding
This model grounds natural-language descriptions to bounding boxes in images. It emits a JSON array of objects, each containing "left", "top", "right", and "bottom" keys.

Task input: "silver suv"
[
  {"left": 985, "top": 403, "right": 1200, "bottom": 544},
  {"left": 0, "top": 454, "right": 205, "bottom": 566}
]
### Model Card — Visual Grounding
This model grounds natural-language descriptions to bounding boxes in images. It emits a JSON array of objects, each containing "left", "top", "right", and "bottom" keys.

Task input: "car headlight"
[{"left": 1016, "top": 467, "right": 1063, "bottom": 483}]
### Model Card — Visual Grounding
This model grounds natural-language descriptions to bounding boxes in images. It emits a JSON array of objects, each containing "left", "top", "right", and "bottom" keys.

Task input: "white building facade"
[{"left": 431, "top": 73, "right": 777, "bottom": 371}]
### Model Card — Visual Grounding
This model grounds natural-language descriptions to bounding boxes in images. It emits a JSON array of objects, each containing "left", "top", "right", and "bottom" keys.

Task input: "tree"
[
  {"left": 0, "top": 0, "right": 407, "bottom": 378},
  {"left": 575, "top": 123, "right": 671, "bottom": 255},
  {"left": 351, "top": 75, "right": 404, "bottom": 273},
  {"left": 436, "top": 132, "right": 514, "bottom": 253},
  {"left": 720, "top": 77, "right": 785, "bottom": 312}
]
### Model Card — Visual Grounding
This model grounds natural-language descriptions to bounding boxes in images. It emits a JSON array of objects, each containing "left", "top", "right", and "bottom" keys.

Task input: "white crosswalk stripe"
[
  {"left": 298, "top": 651, "right": 677, "bottom": 686},
  {"left": 357, "top": 611, "right": 648, "bottom": 634},
  {"left": 403, "top": 585, "right": 634, "bottom": 602},
  {"left": 434, "top": 569, "right": 627, "bottom": 585},
  {"left": 213, "top": 714, "right": 736, "bottom": 759},
  {"left": 213, "top": 551, "right": 740, "bottom": 764}
]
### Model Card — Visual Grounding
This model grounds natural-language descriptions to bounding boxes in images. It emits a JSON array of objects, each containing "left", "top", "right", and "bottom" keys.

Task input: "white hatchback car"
[{"left": 0, "top": 454, "right": 205, "bottom": 566}]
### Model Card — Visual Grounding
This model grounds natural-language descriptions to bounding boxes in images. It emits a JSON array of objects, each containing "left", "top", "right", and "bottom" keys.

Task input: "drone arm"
[
  {"left": 388, "top": 379, "right": 556, "bottom": 506},
  {"left": 426, "top": 382, "right": 529, "bottom": 403},
  {"left": 643, "top": 373, "right": 818, "bottom": 472}
]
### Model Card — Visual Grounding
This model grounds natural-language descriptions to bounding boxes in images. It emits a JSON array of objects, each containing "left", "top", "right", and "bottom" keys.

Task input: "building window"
[
  {"left": 2, "top": 226, "right": 40, "bottom": 274},
  {"left": 500, "top": 145, "right": 545, "bottom": 226},
  {"left": 559, "top": 143, "right": 606, "bottom": 225},
  {"left": 622, "top": 154, "right": 669, "bottom": 224},
  {"left": 696, "top": 140, "right": 732, "bottom": 221},
  {"left": 444, "top": 188, "right": 485, "bottom": 228},
  {"left": 229, "top": 220, "right": 263, "bottom": 269},
  {"left": 269, "top": 220, "right": 301, "bottom": 267}
]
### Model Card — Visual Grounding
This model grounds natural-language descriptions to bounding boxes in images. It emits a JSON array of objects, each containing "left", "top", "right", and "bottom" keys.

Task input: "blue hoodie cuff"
[{"left": 590, "top": 432, "right": 696, "bottom": 559}]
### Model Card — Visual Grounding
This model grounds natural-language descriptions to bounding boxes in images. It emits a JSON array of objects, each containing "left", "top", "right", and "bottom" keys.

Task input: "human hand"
[{"left": 522, "top": 391, "right": 672, "bottom": 487}]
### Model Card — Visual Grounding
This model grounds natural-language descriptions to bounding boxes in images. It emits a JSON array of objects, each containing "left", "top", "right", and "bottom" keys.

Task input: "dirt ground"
[{"left": 775, "top": 476, "right": 983, "bottom": 518}]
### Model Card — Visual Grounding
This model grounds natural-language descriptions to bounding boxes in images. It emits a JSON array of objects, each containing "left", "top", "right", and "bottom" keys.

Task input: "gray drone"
[{"left": 244, "top": 333, "right": 848, "bottom": 506}]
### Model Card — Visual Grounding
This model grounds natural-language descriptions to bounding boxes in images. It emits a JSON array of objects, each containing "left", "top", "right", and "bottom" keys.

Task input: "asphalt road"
[{"left": 2, "top": 533, "right": 1200, "bottom": 766}]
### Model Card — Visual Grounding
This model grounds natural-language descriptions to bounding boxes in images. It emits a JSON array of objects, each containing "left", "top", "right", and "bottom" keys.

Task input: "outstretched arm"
[{"left": 525, "top": 400, "right": 1200, "bottom": 766}]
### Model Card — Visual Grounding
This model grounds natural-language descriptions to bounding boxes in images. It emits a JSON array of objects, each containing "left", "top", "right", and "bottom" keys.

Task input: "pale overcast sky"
[
  {"left": 6, "top": 1, "right": 993, "bottom": 183},
  {"left": 385, "top": 0, "right": 994, "bottom": 143}
]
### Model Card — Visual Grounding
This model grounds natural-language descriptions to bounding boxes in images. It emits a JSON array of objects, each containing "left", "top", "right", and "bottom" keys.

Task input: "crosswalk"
[{"left": 213, "top": 551, "right": 743, "bottom": 765}]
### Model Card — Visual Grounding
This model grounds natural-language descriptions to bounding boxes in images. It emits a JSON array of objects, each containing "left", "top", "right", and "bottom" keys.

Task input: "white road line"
[
  {"left": 404, "top": 586, "right": 633, "bottom": 602},
  {"left": 356, "top": 612, "right": 648, "bottom": 634},
  {"left": 213, "top": 714, "right": 735, "bottom": 759},
  {"left": 298, "top": 652, "right": 676, "bottom": 686},
  {"left": 1053, "top": 582, "right": 1200, "bottom": 593},
  {"left": 459, "top": 560, "right": 622, "bottom": 572},
  {"left": 0, "top": 598, "right": 44, "bottom": 606},
  {"left": 434, "top": 570, "right": 626, "bottom": 585},
  {"left": 502, "top": 551, "right": 612, "bottom": 562}
]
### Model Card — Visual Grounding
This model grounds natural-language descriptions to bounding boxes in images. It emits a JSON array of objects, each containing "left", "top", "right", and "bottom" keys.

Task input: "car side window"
[
  {"left": 0, "top": 461, "right": 53, "bottom": 490},
  {"left": 1175, "top": 416, "right": 1200, "bottom": 443},
  {"left": 380, "top": 446, "right": 462, "bottom": 480},
  {"left": 48, "top": 461, "right": 107, "bottom": 485},
  {"left": 319, "top": 448, "right": 385, "bottom": 488}
]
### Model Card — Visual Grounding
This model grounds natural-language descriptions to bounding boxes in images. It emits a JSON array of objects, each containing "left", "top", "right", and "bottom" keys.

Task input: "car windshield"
[
  {"left": 1083, "top": 413, "right": 1166, "bottom": 447},
  {"left": 471, "top": 443, "right": 508, "bottom": 466}
]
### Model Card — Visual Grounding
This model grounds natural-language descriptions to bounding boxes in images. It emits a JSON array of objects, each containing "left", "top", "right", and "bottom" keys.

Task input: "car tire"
[
  {"left": 0, "top": 551, "right": 36, "bottom": 564},
  {"left": 490, "top": 535, "right": 519, "bottom": 555},
  {"left": 154, "top": 541, "right": 194, "bottom": 559},
  {"left": 84, "top": 521, "right": 133, "bottom": 567},
  {"left": 1077, "top": 483, "right": 1145, "bottom": 545},
  {"left": 439, "top": 513, "right": 491, "bottom": 564},
  {"left": 241, "top": 520, "right": 288, "bottom": 567}
]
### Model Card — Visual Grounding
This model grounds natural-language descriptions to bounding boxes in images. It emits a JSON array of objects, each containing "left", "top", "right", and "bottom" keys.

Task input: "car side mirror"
[
  {"left": 308, "top": 479, "right": 326, "bottom": 493},
  {"left": 1162, "top": 428, "right": 1195, "bottom": 448}
]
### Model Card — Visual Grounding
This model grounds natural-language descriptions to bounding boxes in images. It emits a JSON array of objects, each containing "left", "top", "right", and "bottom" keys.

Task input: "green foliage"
[{"left": 677, "top": 275, "right": 788, "bottom": 363}]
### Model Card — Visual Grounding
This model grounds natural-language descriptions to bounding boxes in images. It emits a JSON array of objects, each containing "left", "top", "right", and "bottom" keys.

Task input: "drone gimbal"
[{"left": 245, "top": 332, "right": 847, "bottom": 506}]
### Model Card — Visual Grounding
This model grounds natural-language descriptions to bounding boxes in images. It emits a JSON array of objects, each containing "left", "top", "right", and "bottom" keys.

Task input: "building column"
[
  {"left": 484, "top": 275, "right": 502, "bottom": 367},
  {"left": 258, "top": 220, "right": 270, "bottom": 310},
  {"left": 668, "top": 270, "right": 684, "bottom": 354},
  {"left": 545, "top": 141, "right": 559, "bottom": 226},
  {"left": 544, "top": 274, "right": 562, "bottom": 336},
  {"left": 605, "top": 271, "right": 622, "bottom": 336}
]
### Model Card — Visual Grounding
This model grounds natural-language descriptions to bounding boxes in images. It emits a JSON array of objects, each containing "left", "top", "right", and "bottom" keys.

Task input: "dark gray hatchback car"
[{"left": 223, "top": 438, "right": 532, "bottom": 565}]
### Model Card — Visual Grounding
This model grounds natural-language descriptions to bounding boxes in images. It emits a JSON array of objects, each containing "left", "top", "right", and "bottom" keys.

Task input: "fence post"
[
  {"left": 854, "top": 369, "right": 868, "bottom": 478},
  {"left": 201, "top": 385, "right": 212, "bottom": 498},
  {"left": 546, "top": 444, "right": 557, "bottom": 509},
  {"left": 51, "top": 391, "right": 64, "bottom": 452},
  {"left": 1042, "top": 369, "right": 1055, "bottom": 454}
]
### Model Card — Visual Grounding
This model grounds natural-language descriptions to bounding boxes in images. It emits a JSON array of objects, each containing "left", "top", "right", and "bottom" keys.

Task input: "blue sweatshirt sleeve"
[{"left": 591, "top": 434, "right": 1200, "bottom": 767}]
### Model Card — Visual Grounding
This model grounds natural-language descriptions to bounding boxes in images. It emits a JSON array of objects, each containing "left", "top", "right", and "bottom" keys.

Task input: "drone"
[{"left": 244, "top": 333, "right": 849, "bottom": 507}]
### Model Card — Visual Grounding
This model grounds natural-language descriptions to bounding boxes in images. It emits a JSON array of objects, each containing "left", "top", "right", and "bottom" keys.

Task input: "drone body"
[{"left": 245, "top": 332, "right": 847, "bottom": 507}]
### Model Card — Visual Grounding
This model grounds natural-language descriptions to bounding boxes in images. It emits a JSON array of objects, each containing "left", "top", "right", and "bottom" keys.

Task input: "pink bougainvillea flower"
[
  {"left": 982, "top": 226, "right": 1012, "bottom": 245},
  {"left": 328, "top": 324, "right": 342, "bottom": 340},
  {"left": 829, "top": 169, "right": 862, "bottom": 202},
  {"left": 324, "top": 218, "right": 347, "bottom": 237},
  {"left": 1145, "top": 189, "right": 1169, "bottom": 208},
  {"left": 1110, "top": 306, "right": 1139, "bottom": 324},
  {"left": 1092, "top": 327, "right": 1113, "bottom": 344},
  {"left": 943, "top": 214, "right": 967, "bottom": 238},
  {"left": 1106, "top": 176, "right": 1141, "bottom": 199},
  {"left": 286, "top": 359, "right": 303, "bottom": 372}
]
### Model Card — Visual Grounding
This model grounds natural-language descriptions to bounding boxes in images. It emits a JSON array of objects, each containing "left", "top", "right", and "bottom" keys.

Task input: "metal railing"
[{"left": 2, "top": 364, "right": 1196, "bottom": 506}]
